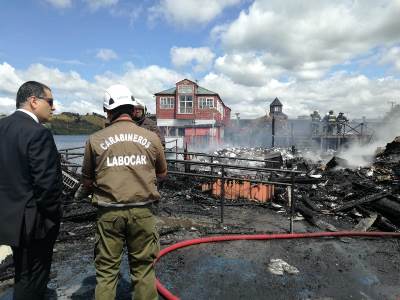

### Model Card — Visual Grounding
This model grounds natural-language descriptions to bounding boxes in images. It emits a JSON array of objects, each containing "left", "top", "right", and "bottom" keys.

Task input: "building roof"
[
  {"left": 155, "top": 78, "right": 219, "bottom": 96},
  {"left": 156, "top": 87, "right": 176, "bottom": 95},
  {"left": 197, "top": 86, "right": 218, "bottom": 95},
  {"left": 155, "top": 85, "right": 219, "bottom": 96},
  {"left": 270, "top": 97, "right": 283, "bottom": 107}
]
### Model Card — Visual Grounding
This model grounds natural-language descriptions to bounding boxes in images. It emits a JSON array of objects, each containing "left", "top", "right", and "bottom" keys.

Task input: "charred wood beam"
[
  {"left": 370, "top": 197, "right": 400, "bottom": 222},
  {"left": 333, "top": 191, "right": 391, "bottom": 212},
  {"left": 295, "top": 203, "right": 337, "bottom": 231},
  {"left": 302, "top": 197, "right": 320, "bottom": 212},
  {"left": 375, "top": 215, "right": 399, "bottom": 232},
  {"left": 270, "top": 177, "right": 324, "bottom": 184}
]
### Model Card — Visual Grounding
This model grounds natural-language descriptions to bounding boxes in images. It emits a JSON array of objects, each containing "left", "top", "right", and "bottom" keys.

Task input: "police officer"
[
  {"left": 132, "top": 99, "right": 165, "bottom": 148},
  {"left": 81, "top": 84, "right": 167, "bottom": 300}
]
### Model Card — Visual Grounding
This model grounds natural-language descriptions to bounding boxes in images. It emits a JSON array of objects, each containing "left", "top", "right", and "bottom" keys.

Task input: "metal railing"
[{"left": 59, "top": 146, "right": 304, "bottom": 233}]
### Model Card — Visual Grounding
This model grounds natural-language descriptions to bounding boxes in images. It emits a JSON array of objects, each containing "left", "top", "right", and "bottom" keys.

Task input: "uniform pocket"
[
  {"left": 97, "top": 209, "right": 126, "bottom": 236},
  {"left": 131, "top": 207, "right": 153, "bottom": 219}
]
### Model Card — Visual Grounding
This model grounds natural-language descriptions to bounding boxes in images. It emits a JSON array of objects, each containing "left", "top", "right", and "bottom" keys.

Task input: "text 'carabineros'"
[{"left": 100, "top": 133, "right": 151, "bottom": 150}]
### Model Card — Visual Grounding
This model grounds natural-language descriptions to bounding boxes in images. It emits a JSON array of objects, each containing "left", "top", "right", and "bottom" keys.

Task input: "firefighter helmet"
[
  {"left": 132, "top": 99, "right": 147, "bottom": 123},
  {"left": 103, "top": 84, "right": 137, "bottom": 111}
]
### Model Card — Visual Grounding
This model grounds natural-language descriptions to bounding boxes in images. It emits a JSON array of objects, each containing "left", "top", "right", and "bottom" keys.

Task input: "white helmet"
[
  {"left": 135, "top": 99, "right": 146, "bottom": 110},
  {"left": 103, "top": 84, "right": 136, "bottom": 110}
]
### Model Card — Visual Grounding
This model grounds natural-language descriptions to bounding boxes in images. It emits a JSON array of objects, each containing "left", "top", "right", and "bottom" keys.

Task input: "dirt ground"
[{"left": 0, "top": 185, "right": 400, "bottom": 300}]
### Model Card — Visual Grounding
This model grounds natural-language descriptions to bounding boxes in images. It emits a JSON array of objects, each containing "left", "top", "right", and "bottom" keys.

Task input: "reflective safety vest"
[{"left": 328, "top": 114, "right": 336, "bottom": 123}]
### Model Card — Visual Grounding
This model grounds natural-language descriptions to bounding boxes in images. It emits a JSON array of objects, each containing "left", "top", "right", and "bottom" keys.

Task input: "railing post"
[
  {"left": 175, "top": 139, "right": 178, "bottom": 160},
  {"left": 289, "top": 172, "right": 295, "bottom": 233},
  {"left": 220, "top": 166, "right": 225, "bottom": 224}
]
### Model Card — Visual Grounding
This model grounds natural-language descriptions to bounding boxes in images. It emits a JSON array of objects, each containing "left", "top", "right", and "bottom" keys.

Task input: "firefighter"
[
  {"left": 132, "top": 99, "right": 165, "bottom": 148},
  {"left": 326, "top": 110, "right": 336, "bottom": 135},
  {"left": 80, "top": 84, "right": 167, "bottom": 300},
  {"left": 336, "top": 112, "right": 348, "bottom": 134},
  {"left": 310, "top": 110, "right": 321, "bottom": 135},
  {"left": 322, "top": 112, "right": 329, "bottom": 134}
]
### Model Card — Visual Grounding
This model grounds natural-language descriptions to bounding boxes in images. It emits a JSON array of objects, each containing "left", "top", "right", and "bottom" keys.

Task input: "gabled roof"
[
  {"left": 270, "top": 97, "right": 282, "bottom": 107},
  {"left": 154, "top": 83, "right": 218, "bottom": 96},
  {"left": 156, "top": 87, "right": 176, "bottom": 95},
  {"left": 197, "top": 86, "right": 218, "bottom": 95}
]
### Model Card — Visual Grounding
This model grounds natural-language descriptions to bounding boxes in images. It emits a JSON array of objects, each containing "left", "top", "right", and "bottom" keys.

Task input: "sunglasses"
[{"left": 37, "top": 97, "right": 54, "bottom": 107}]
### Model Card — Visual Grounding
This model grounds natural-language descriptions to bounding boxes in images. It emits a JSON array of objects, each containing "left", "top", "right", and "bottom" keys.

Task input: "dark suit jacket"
[{"left": 0, "top": 111, "right": 63, "bottom": 246}]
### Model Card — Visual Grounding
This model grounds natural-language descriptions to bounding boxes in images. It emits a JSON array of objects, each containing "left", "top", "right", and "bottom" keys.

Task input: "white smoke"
[{"left": 339, "top": 117, "right": 400, "bottom": 168}]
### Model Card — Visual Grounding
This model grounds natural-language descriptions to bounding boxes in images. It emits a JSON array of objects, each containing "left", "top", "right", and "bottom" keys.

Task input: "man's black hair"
[
  {"left": 109, "top": 104, "right": 134, "bottom": 122},
  {"left": 16, "top": 81, "right": 51, "bottom": 109}
]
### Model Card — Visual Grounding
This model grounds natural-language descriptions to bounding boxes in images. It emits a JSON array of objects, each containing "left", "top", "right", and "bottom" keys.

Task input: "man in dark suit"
[{"left": 0, "top": 81, "right": 63, "bottom": 300}]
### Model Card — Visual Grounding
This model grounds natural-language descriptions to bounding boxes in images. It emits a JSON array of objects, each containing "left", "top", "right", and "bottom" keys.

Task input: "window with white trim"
[
  {"left": 179, "top": 95, "right": 193, "bottom": 114},
  {"left": 198, "top": 97, "right": 214, "bottom": 109},
  {"left": 216, "top": 100, "right": 224, "bottom": 117},
  {"left": 160, "top": 97, "right": 174, "bottom": 109},
  {"left": 178, "top": 84, "right": 193, "bottom": 94}
]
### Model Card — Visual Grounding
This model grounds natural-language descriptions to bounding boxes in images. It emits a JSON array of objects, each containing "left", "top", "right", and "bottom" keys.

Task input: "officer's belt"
[{"left": 96, "top": 199, "right": 157, "bottom": 208}]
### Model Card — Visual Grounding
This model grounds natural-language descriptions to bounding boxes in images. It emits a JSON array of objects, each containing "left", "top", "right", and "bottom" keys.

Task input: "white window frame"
[
  {"left": 178, "top": 95, "right": 193, "bottom": 114},
  {"left": 160, "top": 97, "right": 174, "bottom": 109},
  {"left": 198, "top": 97, "right": 214, "bottom": 109},
  {"left": 178, "top": 84, "right": 193, "bottom": 94},
  {"left": 216, "top": 100, "right": 224, "bottom": 117}
]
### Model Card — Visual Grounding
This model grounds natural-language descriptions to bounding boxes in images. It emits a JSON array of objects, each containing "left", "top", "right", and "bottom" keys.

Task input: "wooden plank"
[{"left": 333, "top": 191, "right": 390, "bottom": 212}]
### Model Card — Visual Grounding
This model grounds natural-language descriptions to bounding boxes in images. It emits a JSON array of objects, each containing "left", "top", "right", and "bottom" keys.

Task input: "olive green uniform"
[
  {"left": 82, "top": 119, "right": 167, "bottom": 300},
  {"left": 138, "top": 117, "right": 165, "bottom": 148}
]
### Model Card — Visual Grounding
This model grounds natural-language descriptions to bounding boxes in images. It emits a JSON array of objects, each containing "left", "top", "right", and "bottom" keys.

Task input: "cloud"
[
  {"left": 171, "top": 47, "right": 215, "bottom": 72},
  {"left": 40, "top": 57, "right": 84, "bottom": 66},
  {"left": 212, "top": 0, "right": 400, "bottom": 80},
  {"left": 0, "top": 97, "right": 15, "bottom": 114},
  {"left": 95, "top": 63, "right": 183, "bottom": 112},
  {"left": 96, "top": 49, "right": 118, "bottom": 61},
  {"left": 109, "top": 4, "right": 142, "bottom": 26},
  {"left": 1, "top": 61, "right": 399, "bottom": 120},
  {"left": 84, "top": 0, "right": 118, "bottom": 11},
  {"left": 379, "top": 46, "right": 400, "bottom": 71},
  {"left": 44, "top": 0, "right": 72, "bottom": 9},
  {"left": 214, "top": 53, "right": 285, "bottom": 86},
  {"left": 200, "top": 70, "right": 400, "bottom": 119},
  {"left": 148, "top": 0, "right": 241, "bottom": 27},
  {"left": 0, "top": 62, "right": 184, "bottom": 115},
  {"left": 0, "top": 63, "right": 23, "bottom": 95}
]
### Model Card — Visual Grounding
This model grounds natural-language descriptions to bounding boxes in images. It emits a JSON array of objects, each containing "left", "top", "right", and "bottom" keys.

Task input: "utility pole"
[
  {"left": 388, "top": 101, "right": 396, "bottom": 110},
  {"left": 271, "top": 115, "right": 275, "bottom": 148}
]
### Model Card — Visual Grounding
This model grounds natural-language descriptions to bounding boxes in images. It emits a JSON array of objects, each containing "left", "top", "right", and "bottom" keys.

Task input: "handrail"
[
  {"left": 166, "top": 158, "right": 302, "bottom": 174},
  {"left": 58, "top": 146, "right": 85, "bottom": 152},
  {"left": 165, "top": 150, "right": 282, "bottom": 164}
]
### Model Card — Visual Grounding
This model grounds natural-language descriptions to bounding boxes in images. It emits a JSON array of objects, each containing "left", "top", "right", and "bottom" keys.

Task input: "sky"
[{"left": 0, "top": 0, "right": 400, "bottom": 119}]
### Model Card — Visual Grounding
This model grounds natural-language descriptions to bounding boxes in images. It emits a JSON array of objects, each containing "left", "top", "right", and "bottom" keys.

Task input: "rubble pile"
[{"left": 274, "top": 137, "right": 400, "bottom": 232}]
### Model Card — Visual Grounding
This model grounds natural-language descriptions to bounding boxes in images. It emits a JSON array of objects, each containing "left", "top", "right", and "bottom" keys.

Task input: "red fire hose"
[{"left": 155, "top": 231, "right": 400, "bottom": 300}]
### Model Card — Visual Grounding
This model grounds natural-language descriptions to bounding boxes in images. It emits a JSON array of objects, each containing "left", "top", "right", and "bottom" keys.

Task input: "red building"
[{"left": 155, "top": 79, "right": 231, "bottom": 148}]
